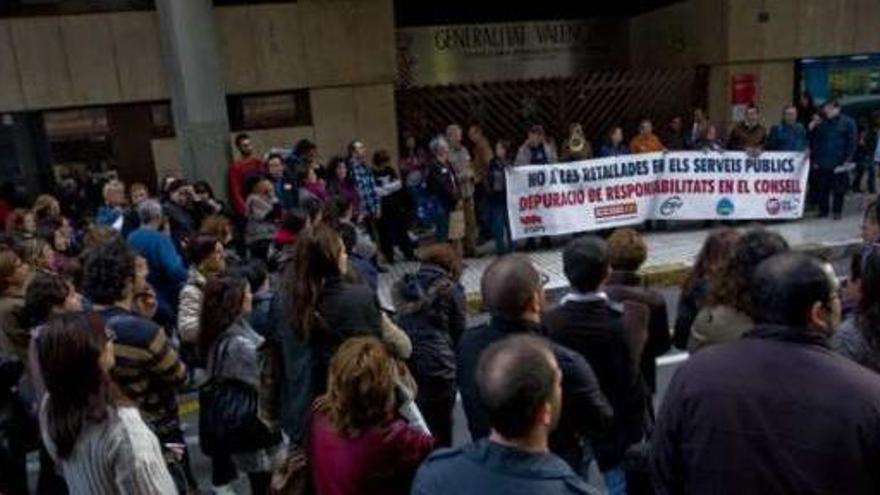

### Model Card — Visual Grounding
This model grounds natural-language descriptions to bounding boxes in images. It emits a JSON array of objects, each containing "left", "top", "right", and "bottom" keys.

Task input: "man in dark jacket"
[
  {"left": 543, "top": 236, "right": 649, "bottom": 494},
  {"left": 652, "top": 252, "right": 880, "bottom": 494},
  {"left": 162, "top": 179, "right": 198, "bottom": 255},
  {"left": 810, "top": 99, "right": 858, "bottom": 219},
  {"left": 727, "top": 104, "right": 767, "bottom": 152},
  {"left": 605, "top": 228, "right": 671, "bottom": 394},
  {"left": 457, "top": 254, "right": 613, "bottom": 473},
  {"left": 415, "top": 335, "right": 598, "bottom": 495},
  {"left": 766, "top": 104, "right": 808, "bottom": 151}
]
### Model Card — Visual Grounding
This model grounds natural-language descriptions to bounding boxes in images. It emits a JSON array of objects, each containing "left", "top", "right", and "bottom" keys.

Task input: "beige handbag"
[{"left": 448, "top": 208, "right": 466, "bottom": 240}]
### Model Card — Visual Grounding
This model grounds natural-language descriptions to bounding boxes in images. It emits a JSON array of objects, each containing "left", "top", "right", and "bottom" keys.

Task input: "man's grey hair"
[
  {"left": 137, "top": 198, "right": 164, "bottom": 224},
  {"left": 446, "top": 124, "right": 461, "bottom": 135},
  {"left": 429, "top": 136, "right": 449, "bottom": 156}
]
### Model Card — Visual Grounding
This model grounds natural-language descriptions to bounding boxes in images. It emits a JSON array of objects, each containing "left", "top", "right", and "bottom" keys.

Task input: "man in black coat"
[
  {"left": 457, "top": 254, "right": 613, "bottom": 473},
  {"left": 652, "top": 252, "right": 880, "bottom": 494},
  {"left": 543, "top": 236, "right": 649, "bottom": 492}
]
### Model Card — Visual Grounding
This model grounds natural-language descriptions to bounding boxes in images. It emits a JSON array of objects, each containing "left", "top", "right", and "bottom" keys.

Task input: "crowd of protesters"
[{"left": 0, "top": 90, "right": 877, "bottom": 495}]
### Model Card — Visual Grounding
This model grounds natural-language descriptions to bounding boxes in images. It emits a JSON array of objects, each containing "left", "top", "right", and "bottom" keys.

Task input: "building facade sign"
[{"left": 396, "top": 19, "right": 626, "bottom": 87}]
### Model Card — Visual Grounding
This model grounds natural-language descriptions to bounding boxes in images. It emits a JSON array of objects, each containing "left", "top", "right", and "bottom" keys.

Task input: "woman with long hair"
[
  {"left": 834, "top": 249, "right": 880, "bottom": 372},
  {"left": 288, "top": 225, "right": 388, "bottom": 383},
  {"left": 199, "top": 275, "right": 281, "bottom": 494},
  {"left": 271, "top": 225, "right": 408, "bottom": 443},
  {"left": 38, "top": 312, "right": 176, "bottom": 493},
  {"left": 310, "top": 336, "right": 433, "bottom": 495},
  {"left": 688, "top": 229, "right": 789, "bottom": 352},
  {"left": 325, "top": 155, "right": 360, "bottom": 212},
  {"left": 23, "top": 274, "right": 83, "bottom": 493},
  {"left": 32, "top": 194, "right": 62, "bottom": 231},
  {"left": 673, "top": 228, "right": 741, "bottom": 349}
]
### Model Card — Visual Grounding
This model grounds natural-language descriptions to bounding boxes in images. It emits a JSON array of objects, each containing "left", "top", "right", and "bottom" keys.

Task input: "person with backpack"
[{"left": 392, "top": 244, "right": 466, "bottom": 447}]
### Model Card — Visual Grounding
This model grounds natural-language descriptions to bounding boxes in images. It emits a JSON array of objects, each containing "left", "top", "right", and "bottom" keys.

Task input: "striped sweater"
[{"left": 99, "top": 307, "right": 187, "bottom": 438}]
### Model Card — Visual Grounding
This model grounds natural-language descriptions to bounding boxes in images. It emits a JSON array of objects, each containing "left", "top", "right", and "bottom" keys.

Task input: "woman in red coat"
[{"left": 309, "top": 336, "right": 433, "bottom": 495}]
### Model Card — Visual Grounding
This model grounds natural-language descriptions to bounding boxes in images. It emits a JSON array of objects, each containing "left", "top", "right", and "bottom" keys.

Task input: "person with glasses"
[
  {"left": 653, "top": 253, "right": 880, "bottom": 494},
  {"left": 456, "top": 254, "right": 612, "bottom": 476}
]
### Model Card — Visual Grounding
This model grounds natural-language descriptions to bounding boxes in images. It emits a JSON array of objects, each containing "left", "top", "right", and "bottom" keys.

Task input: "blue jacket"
[
  {"left": 412, "top": 439, "right": 597, "bottom": 495},
  {"left": 248, "top": 290, "right": 275, "bottom": 338},
  {"left": 766, "top": 122, "right": 807, "bottom": 151},
  {"left": 127, "top": 227, "right": 188, "bottom": 312},
  {"left": 273, "top": 176, "right": 298, "bottom": 211},
  {"left": 350, "top": 254, "right": 378, "bottom": 292},
  {"left": 598, "top": 143, "right": 629, "bottom": 158},
  {"left": 810, "top": 114, "right": 857, "bottom": 169},
  {"left": 95, "top": 205, "right": 123, "bottom": 228}
]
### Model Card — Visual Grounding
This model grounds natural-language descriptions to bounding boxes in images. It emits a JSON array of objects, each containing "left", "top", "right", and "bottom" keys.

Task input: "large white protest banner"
[{"left": 506, "top": 151, "right": 808, "bottom": 240}]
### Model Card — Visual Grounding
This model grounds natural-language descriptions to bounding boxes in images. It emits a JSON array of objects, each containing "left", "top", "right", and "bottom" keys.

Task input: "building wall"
[
  {"left": 629, "top": 1, "right": 696, "bottom": 69},
  {"left": 0, "top": 0, "right": 398, "bottom": 176},
  {"left": 629, "top": 0, "right": 880, "bottom": 128}
]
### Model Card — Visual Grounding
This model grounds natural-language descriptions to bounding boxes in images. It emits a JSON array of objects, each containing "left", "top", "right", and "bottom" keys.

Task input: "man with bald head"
[
  {"left": 414, "top": 335, "right": 598, "bottom": 494},
  {"left": 456, "top": 254, "right": 612, "bottom": 475}
]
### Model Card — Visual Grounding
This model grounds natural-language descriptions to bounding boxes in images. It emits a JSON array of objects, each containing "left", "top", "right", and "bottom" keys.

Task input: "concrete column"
[{"left": 155, "top": 0, "right": 230, "bottom": 198}]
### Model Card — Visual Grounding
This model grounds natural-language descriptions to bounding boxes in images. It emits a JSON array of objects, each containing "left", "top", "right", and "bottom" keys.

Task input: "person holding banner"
[
  {"left": 515, "top": 126, "right": 557, "bottom": 250},
  {"left": 686, "top": 108, "right": 708, "bottom": 149},
  {"left": 811, "top": 99, "right": 858, "bottom": 220},
  {"left": 598, "top": 126, "right": 630, "bottom": 157},
  {"left": 514, "top": 125, "right": 557, "bottom": 166},
  {"left": 694, "top": 124, "right": 724, "bottom": 151},
  {"left": 766, "top": 105, "right": 808, "bottom": 152},
  {"left": 629, "top": 119, "right": 665, "bottom": 154},
  {"left": 727, "top": 104, "right": 767, "bottom": 154}
]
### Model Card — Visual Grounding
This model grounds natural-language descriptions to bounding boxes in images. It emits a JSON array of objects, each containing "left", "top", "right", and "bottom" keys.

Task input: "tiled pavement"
[{"left": 378, "top": 193, "right": 872, "bottom": 309}]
